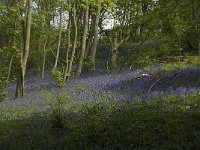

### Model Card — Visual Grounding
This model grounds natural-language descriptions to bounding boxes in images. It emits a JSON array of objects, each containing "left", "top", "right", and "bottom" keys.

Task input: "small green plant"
[
  {"left": 50, "top": 95, "right": 66, "bottom": 130},
  {"left": 51, "top": 68, "right": 63, "bottom": 87},
  {"left": 77, "top": 84, "right": 89, "bottom": 91}
]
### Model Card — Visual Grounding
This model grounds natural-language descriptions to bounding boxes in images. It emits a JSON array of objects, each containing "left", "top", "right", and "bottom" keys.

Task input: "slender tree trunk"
[
  {"left": 85, "top": 14, "right": 94, "bottom": 58},
  {"left": 63, "top": 2, "right": 78, "bottom": 84},
  {"left": 89, "top": 1, "right": 101, "bottom": 70},
  {"left": 42, "top": 40, "right": 47, "bottom": 79},
  {"left": 68, "top": 3, "right": 77, "bottom": 76},
  {"left": 7, "top": 15, "right": 17, "bottom": 82},
  {"left": 63, "top": 12, "right": 72, "bottom": 83},
  {"left": 37, "top": 39, "right": 41, "bottom": 78},
  {"left": 85, "top": 34, "right": 92, "bottom": 58},
  {"left": 15, "top": 0, "right": 32, "bottom": 98},
  {"left": 53, "top": 5, "right": 63, "bottom": 70},
  {"left": 7, "top": 54, "right": 14, "bottom": 82},
  {"left": 76, "top": 0, "right": 89, "bottom": 76},
  {"left": 15, "top": 70, "right": 23, "bottom": 97}
]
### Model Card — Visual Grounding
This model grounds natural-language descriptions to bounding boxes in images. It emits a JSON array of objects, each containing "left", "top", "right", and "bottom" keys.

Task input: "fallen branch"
[{"left": 148, "top": 73, "right": 178, "bottom": 92}]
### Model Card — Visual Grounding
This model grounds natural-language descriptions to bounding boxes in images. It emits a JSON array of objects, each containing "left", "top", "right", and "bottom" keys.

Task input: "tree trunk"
[
  {"left": 111, "top": 49, "right": 118, "bottom": 68},
  {"left": 53, "top": 5, "right": 63, "bottom": 70},
  {"left": 85, "top": 34, "right": 92, "bottom": 58},
  {"left": 15, "top": 0, "right": 32, "bottom": 98},
  {"left": 7, "top": 14, "right": 18, "bottom": 82},
  {"left": 85, "top": 14, "right": 95, "bottom": 58},
  {"left": 108, "top": 34, "right": 129, "bottom": 68},
  {"left": 37, "top": 39, "right": 41, "bottom": 78},
  {"left": 67, "top": 3, "right": 77, "bottom": 76},
  {"left": 7, "top": 53, "right": 14, "bottom": 82},
  {"left": 42, "top": 40, "right": 47, "bottom": 79},
  {"left": 89, "top": 1, "right": 101, "bottom": 70},
  {"left": 76, "top": 0, "right": 89, "bottom": 76},
  {"left": 63, "top": 11, "right": 71, "bottom": 83}
]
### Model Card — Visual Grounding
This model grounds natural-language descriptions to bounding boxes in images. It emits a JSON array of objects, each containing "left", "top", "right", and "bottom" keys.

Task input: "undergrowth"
[{"left": 0, "top": 93, "right": 200, "bottom": 149}]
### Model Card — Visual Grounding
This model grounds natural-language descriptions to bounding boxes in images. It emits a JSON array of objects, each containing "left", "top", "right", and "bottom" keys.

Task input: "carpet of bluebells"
[
  {"left": 1, "top": 67, "right": 200, "bottom": 114},
  {"left": 0, "top": 67, "right": 200, "bottom": 149}
]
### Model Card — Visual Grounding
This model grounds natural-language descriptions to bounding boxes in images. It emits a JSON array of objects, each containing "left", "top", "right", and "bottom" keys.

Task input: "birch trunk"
[
  {"left": 15, "top": 0, "right": 32, "bottom": 98},
  {"left": 76, "top": 0, "right": 89, "bottom": 76}
]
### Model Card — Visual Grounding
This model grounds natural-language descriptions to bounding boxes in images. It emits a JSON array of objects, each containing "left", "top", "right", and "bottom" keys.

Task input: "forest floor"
[{"left": 0, "top": 67, "right": 200, "bottom": 149}]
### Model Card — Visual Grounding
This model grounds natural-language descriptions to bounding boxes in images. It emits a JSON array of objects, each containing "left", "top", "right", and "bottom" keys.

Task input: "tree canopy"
[{"left": 0, "top": 0, "right": 199, "bottom": 99}]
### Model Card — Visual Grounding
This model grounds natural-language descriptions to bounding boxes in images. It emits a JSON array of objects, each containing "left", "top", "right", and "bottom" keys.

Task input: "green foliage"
[
  {"left": 174, "top": 16, "right": 188, "bottom": 38},
  {"left": 76, "top": 84, "right": 89, "bottom": 91},
  {"left": 83, "top": 58, "right": 93, "bottom": 70},
  {"left": 1, "top": 91, "right": 200, "bottom": 148},
  {"left": 162, "top": 56, "right": 200, "bottom": 71},
  {"left": 0, "top": 80, "right": 8, "bottom": 101},
  {"left": 136, "top": 56, "right": 154, "bottom": 71},
  {"left": 0, "top": 68, "right": 8, "bottom": 101},
  {"left": 50, "top": 94, "right": 67, "bottom": 130},
  {"left": 51, "top": 68, "right": 63, "bottom": 86}
]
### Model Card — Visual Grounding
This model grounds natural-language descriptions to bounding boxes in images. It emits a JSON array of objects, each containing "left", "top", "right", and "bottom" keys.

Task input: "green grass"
[{"left": 0, "top": 93, "right": 200, "bottom": 149}]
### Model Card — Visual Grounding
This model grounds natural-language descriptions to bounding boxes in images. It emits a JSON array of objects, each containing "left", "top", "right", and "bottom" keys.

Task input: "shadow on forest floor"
[
  {"left": 1, "top": 94, "right": 200, "bottom": 149},
  {"left": 104, "top": 67, "right": 200, "bottom": 98}
]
